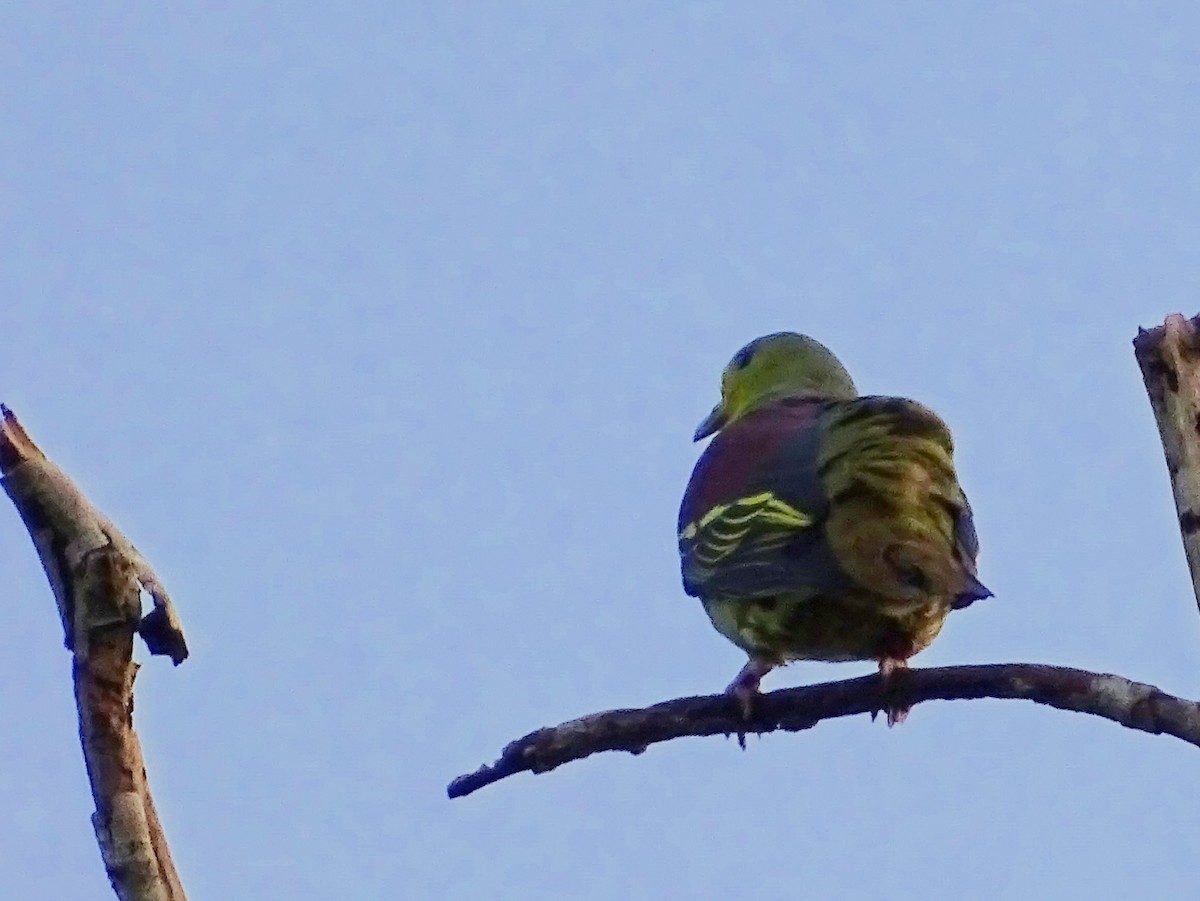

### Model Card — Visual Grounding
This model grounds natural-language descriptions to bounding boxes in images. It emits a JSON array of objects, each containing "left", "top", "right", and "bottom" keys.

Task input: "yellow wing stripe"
[{"left": 679, "top": 492, "right": 812, "bottom": 565}]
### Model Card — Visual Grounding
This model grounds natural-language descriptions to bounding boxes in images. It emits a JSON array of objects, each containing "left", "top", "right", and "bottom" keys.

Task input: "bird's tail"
[{"left": 951, "top": 572, "right": 993, "bottom": 609}]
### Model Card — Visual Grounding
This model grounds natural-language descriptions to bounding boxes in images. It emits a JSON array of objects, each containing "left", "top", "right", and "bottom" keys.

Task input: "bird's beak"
[{"left": 693, "top": 404, "right": 727, "bottom": 441}]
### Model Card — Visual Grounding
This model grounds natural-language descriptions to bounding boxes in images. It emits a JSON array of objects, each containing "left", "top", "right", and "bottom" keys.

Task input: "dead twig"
[
  {"left": 1134, "top": 313, "right": 1200, "bottom": 618},
  {"left": 1, "top": 405, "right": 188, "bottom": 901}
]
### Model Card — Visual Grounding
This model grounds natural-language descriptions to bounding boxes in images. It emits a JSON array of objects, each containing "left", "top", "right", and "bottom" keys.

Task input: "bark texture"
[
  {"left": 448, "top": 664, "right": 1200, "bottom": 798},
  {"left": 1134, "top": 313, "right": 1200, "bottom": 616},
  {"left": 1, "top": 406, "right": 188, "bottom": 901}
]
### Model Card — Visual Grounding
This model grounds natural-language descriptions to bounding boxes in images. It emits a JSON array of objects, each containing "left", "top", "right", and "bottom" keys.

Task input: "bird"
[{"left": 678, "top": 332, "right": 991, "bottom": 725}]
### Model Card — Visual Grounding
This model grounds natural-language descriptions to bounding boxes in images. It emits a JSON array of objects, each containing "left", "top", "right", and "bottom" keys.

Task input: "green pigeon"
[{"left": 678, "top": 333, "right": 991, "bottom": 724}]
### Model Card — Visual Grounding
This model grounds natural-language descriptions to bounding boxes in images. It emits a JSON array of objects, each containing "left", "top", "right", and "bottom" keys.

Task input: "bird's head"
[{"left": 694, "top": 332, "right": 858, "bottom": 441}]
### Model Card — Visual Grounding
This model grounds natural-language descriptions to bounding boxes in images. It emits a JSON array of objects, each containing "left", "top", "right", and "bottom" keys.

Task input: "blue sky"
[{"left": 3, "top": 3, "right": 1200, "bottom": 898}]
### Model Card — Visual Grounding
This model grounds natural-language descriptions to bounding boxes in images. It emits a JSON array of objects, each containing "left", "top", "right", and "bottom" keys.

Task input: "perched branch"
[
  {"left": 1, "top": 406, "right": 188, "bottom": 901},
  {"left": 447, "top": 315, "right": 1200, "bottom": 800},
  {"left": 448, "top": 664, "right": 1200, "bottom": 798},
  {"left": 1135, "top": 313, "right": 1200, "bottom": 616}
]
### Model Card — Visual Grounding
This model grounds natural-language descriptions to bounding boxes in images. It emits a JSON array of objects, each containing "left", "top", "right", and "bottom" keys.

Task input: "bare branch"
[
  {"left": 1, "top": 406, "right": 188, "bottom": 901},
  {"left": 1134, "top": 313, "right": 1200, "bottom": 618},
  {"left": 448, "top": 315, "right": 1200, "bottom": 800},
  {"left": 447, "top": 664, "right": 1200, "bottom": 798}
]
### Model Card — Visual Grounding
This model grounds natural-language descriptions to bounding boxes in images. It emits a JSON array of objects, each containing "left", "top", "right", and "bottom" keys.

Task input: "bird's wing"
[
  {"left": 816, "top": 395, "right": 991, "bottom": 605},
  {"left": 678, "top": 399, "right": 851, "bottom": 599}
]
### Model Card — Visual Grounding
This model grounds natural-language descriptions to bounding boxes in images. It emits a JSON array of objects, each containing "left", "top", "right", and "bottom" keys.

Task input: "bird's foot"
[
  {"left": 876, "top": 657, "right": 911, "bottom": 727},
  {"left": 725, "top": 658, "right": 775, "bottom": 746}
]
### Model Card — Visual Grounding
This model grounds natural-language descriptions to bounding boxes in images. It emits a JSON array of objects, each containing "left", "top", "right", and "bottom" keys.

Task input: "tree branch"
[
  {"left": 1, "top": 405, "right": 188, "bottom": 901},
  {"left": 447, "top": 664, "right": 1200, "bottom": 798},
  {"left": 449, "top": 314, "right": 1200, "bottom": 801},
  {"left": 1134, "top": 313, "right": 1200, "bottom": 618}
]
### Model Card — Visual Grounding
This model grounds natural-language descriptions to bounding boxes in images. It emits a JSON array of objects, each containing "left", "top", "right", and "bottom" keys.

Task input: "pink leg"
[
  {"left": 878, "top": 657, "right": 911, "bottom": 727},
  {"left": 726, "top": 657, "right": 776, "bottom": 720}
]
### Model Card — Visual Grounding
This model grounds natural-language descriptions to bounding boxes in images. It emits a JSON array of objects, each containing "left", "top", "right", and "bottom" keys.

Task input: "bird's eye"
[{"left": 731, "top": 346, "right": 755, "bottom": 369}]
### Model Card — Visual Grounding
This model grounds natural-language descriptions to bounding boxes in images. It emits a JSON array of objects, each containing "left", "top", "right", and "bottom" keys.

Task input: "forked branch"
[{"left": 1, "top": 405, "right": 188, "bottom": 901}]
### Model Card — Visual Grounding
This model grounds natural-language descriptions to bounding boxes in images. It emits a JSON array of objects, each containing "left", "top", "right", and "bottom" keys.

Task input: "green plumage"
[{"left": 679, "top": 333, "right": 990, "bottom": 720}]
